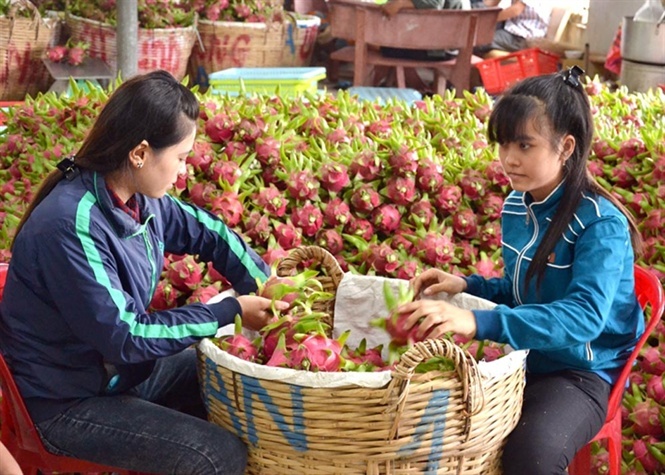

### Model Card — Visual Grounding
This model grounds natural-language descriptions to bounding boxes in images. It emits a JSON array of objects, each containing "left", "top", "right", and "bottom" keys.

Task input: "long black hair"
[
  {"left": 12, "top": 70, "right": 199, "bottom": 250},
  {"left": 487, "top": 69, "right": 642, "bottom": 290}
]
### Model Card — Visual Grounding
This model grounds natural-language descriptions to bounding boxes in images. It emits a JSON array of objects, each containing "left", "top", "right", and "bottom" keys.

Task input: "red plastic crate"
[{"left": 475, "top": 48, "right": 561, "bottom": 95}]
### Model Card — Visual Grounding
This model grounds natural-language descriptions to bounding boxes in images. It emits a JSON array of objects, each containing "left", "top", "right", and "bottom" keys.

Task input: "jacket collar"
[
  {"left": 521, "top": 180, "right": 565, "bottom": 215},
  {"left": 81, "top": 170, "right": 149, "bottom": 238}
]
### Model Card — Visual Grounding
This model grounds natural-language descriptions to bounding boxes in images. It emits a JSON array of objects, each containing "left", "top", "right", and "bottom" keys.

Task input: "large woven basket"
[
  {"left": 65, "top": 13, "right": 198, "bottom": 80},
  {"left": 198, "top": 246, "right": 526, "bottom": 474},
  {"left": 189, "top": 14, "right": 320, "bottom": 89},
  {"left": 0, "top": 1, "right": 60, "bottom": 100}
]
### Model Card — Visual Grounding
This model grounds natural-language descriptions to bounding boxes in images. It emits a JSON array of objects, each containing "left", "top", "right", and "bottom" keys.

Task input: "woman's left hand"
[{"left": 397, "top": 300, "right": 477, "bottom": 340}]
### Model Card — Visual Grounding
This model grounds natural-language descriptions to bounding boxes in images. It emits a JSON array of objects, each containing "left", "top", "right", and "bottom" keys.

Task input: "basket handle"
[
  {"left": 7, "top": 0, "right": 44, "bottom": 41},
  {"left": 384, "top": 338, "right": 485, "bottom": 441},
  {"left": 276, "top": 245, "right": 344, "bottom": 286}
]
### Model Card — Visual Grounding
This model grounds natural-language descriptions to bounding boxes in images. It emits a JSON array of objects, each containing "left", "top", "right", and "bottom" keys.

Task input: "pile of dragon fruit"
[
  {"left": 215, "top": 273, "right": 498, "bottom": 373},
  {"left": 0, "top": 80, "right": 664, "bottom": 473}
]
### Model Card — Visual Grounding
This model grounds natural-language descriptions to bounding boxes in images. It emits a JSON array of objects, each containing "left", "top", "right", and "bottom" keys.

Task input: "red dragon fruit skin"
[
  {"left": 388, "top": 145, "right": 419, "bottom": 177},
  {"left": 204, "top": 113, "right": 234, "bottom": 144},
  {"left": 210, "top": 191, "right": 243, "bottom": 227},
  {"left": 207, "top": 160, "right": 241, "bottom": 185},
  {"left": 370, "top": 204, "right": 402, "bottom": 234},
  {"left": 639, "top": 346, "right": 665, "bottom": 375},
  {"left": 323, "top": 198, "right": 352, "bottom": 227},
  {"left": 630, "top": 400, "right": 665, "bottom": 438},
  {"left": 319, "top": 162, "right": 350, "bottom": 193},
  {"left": 633, "top": 437, "right": 665, "bottom": 473},
  {"left": 350, "top": 184, "right": 382, "bottom": 215},
  {"left": 290, "top": 334, "right": 344, "bottom": 372},
  {"left": 165, "top": 256, "right": 204, "bottom": 292},
  {"left": 274, "top": 222, "right": 303, "bottom": 250},
  {"left": 350, "top": 150, "right": 382, "bottom": 181}
]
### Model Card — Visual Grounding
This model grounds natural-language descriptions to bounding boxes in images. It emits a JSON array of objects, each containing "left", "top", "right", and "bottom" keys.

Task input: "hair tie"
[
  {"left": 562, "top": 65, "right": 585, "bottom": 88},
  {"left": 56, "top": 156, "right": 79, "bottom": 181}
]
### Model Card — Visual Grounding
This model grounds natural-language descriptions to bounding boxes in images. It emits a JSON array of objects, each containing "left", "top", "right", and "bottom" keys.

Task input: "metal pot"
[
  {"left": 620, "top": 59, "right": 665, "bottom": 92},
  {"left": 621, "top": 16, "right": 665, "bottom": 65}
]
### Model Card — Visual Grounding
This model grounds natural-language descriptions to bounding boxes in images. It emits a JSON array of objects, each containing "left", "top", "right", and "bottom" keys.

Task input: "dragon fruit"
[
  {"left": 323, "top": 198, "right": 352, "bottom": 227},
  {"left": 384, "top": 176, "right": 417, "bottom": 206},
  {"left": 149, "top": 281, "right": 181, "bottom": 311},
  {"left": 204, "top": 113, "right": 235, "bottom": 144},
  {"left": 349, "top": 150, "right": 382, "bottom": 181},
  {"left": 630, "top": 400, "right": 665, "bottom": 438},
  {"left": 319, "top": 162, "right": 350, "bottom": 193},
  {"left": 188, "top": 140, "right": 214, "bottom": 174},
  {"left": 316, "top": 229, "right": 344, "bottom": 256},
  {"left": 417, "top": 232, "right": 456, "bottom": 267},
  {"left": 207, "top": 160, "right": 241, "bottom": 186},
  {"left": 290, "top": 333, "right": 348, "bottom": 371},
  {"left": 435, "top": 185, "right": 463, "bottom": 215},
  {"left": 209, "top": 191, "right": 243, "bottom": 228},
  {"left": 186, "top": 284, "right": 221, "bottom": 305},
  {"left": 388, "top": 145, "right": 419, "bottom": 176},
  {"left": 350, "top": 184, "right": 382, "bottom": 215},
  {"left": 290, "top": 202, "right": 324, "bottom": 237},
  {"left": 255, "top": 185, "right": 287, "bottom": 217},
  {"left": 345, "top": 217, "right": 374, "bottom": 241},
  {"left": 165, "top": 255, "right": 204, "bottom": 292},
  {"left": 416, "top": 158, "right": 444, "bottom": 194},
  {"left": 370, "top": 204, "right": 402, "bottom": 234},
  {"left": 452, "top": 208, "right": 479, "bottom": 239},
  {"left": 273, "top": 222, "right": 303, "bottom": 250},
  {"left": 286, "top": 170, "right": 320, "bottom": 202},
  {"left": 243, "top": 211, "right": 271, "bottom": 246},
  {"left": 217, "top": 316, "right": 259, "bottom": 362},
  {"left": 188, "top": 182, "right": 216, "bottom": 208}
]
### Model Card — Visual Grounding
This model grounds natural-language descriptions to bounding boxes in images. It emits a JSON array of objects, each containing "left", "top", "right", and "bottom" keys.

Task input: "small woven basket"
[
  {"left": 0, "top": 1, "right": 60, "bottom": 100},
  {"left": 198, "top": 246, "right": 526, "bottom": 474},
  {"left": 65, "top": 13, "right": 198, "bottom": 80},
  {"left": 189, "top": 14, "right": 320, "bottom": 89}
]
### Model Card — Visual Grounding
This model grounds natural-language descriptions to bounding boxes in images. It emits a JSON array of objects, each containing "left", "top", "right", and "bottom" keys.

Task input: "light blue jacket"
[{"left": 467, "top": 182, "right": 644, "bottom": 385}]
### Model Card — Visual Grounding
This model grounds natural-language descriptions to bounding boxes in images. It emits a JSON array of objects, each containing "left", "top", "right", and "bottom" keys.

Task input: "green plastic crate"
[{"left": 209, "top": 67, "right": 327, "bottom": 96}]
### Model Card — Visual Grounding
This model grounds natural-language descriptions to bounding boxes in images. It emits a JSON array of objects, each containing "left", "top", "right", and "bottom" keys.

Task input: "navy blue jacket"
[
  {"left": 0, "top": 170, "right": 269, "bottom": 423},
  {"left": 468, "top": 183, "right": 644, "bottom": 385}
]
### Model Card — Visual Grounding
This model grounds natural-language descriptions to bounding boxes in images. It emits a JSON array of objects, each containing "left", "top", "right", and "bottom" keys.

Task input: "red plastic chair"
[
  {"left": 568, "top": 265, "right": 665, "bottom": 475},
  {"left": 0, "top": 263, "right": 142, "bottom": 474}
]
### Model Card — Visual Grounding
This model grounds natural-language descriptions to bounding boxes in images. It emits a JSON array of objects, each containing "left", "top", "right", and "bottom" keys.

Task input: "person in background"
[
  {"left": 0, "top": 442, "right": 21, "bottom": 475},
  {"left": 0, "top": 70, "right": 288, "bottom": 474},
  {"left": 378, "top": 0, "right": 468, "bottom": 92},
  {"left": 475, "top": 0, "right": 552, "bottom": 57},
  {"left": 397, "top": 67, "right": 644, "bottom": 474}
]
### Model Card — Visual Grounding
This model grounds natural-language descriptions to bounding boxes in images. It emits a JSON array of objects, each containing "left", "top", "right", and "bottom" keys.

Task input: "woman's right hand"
[
  {"left": 236, "top": 295, "right": 289, "bottom": 332},
  {"left": 411, "top": 268, "right": 467, "bottom": 298}
]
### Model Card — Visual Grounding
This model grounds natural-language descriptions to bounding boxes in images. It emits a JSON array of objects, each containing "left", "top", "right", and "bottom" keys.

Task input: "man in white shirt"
[{"left": 475, "top": 0, "right": 552, "bottom": 56}]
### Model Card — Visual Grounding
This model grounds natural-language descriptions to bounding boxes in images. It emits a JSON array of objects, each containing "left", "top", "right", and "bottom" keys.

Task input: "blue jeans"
[{"left": 36, "top": 348, "right": 247, "bottom": 474}]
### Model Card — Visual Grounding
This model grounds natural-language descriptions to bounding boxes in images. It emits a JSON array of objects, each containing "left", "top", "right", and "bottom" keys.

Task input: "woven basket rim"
[{"left": 65, "top": 12, "right": 198, "bottom": 31}]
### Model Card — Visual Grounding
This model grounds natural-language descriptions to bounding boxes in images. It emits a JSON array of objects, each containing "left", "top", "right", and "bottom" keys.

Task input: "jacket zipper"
[
  {"left": 513, "top": 204, "right": 539, "bottom": 305},
  {"left": 138, "top": 215, "right": 157, "bottom": 302},
  {"left": 586, "top": 342, "right": 594, "bottom": 361}
]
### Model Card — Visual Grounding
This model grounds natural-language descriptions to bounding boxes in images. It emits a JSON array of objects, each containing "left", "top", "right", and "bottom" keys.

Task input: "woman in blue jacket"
[
  {"left": 0, "top": 70, "right": 287, "bottom": 473},
  {"left": 398, "top": 67, "right": 644, "bottom": 474}
]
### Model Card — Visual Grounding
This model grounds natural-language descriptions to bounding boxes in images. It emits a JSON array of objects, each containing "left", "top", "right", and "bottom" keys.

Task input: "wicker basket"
[
  {"left": 65, "top": 13, "right": 197, "bottom": 80},
  {"left": 198, "top": 246, "right": 526, "bottom": 474},
  {"left": 0, "top": 1, "right": 60, "bottom": 100},
  {"left": 189, "top": 14, "right": 320, "bottom": 89}
]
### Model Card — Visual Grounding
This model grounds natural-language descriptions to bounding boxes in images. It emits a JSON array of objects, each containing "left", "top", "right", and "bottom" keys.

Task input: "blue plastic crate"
[
  {"left": 209, "top": 67, "right": 327, "bottom": 96},
  {"left": 347, "top": 87, "right": 422, "bottom": 104}
]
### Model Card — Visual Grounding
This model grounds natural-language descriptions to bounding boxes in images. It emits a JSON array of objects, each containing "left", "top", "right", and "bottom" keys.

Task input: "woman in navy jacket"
[
  {"left": 0, "top": 70, "right": 287, "bottom": 473},
  {"left": 398, "top": 68, "right": 644, "bottom": 474}
]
